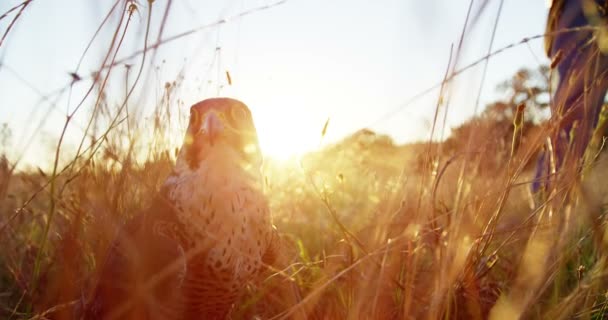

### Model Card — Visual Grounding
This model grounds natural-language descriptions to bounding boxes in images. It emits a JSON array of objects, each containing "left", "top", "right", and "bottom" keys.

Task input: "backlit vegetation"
[{"left": 1, "top": 1, "right": 608, "bottom": 319}]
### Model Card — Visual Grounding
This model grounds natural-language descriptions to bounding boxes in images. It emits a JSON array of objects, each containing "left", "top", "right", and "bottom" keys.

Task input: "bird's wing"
[
  {"left": 261, "top": 225, "right": 280, "bottom": 267},
  {"left": 83, "top": 197, "right": 187, "bottom": 320}
]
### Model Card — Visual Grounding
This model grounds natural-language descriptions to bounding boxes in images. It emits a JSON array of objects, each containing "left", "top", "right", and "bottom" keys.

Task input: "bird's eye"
[
  {"left": 230, "top": 106, "right": 247, "bottom": 123},
  {"left": 190, "top": 109, "right": 199, "bottom": 126}
]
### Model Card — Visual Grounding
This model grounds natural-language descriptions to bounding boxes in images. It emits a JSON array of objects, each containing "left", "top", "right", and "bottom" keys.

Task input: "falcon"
[{"left": 83, "top": 98, "right": 277, "bottom": 320}]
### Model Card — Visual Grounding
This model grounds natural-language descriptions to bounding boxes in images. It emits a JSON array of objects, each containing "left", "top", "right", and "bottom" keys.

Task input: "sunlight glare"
[{"left": 253, "top": 109, "right": 321, "bottom": 161}]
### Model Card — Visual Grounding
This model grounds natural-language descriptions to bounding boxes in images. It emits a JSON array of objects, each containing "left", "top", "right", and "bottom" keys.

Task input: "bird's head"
[{"left": 176, "top": 98, "right": 263, "bottom": 172}]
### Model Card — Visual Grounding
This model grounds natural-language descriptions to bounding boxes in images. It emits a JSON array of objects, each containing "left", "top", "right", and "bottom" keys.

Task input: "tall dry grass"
[{"left": 1, "top": 1, "right": 608, "bottom": 319}]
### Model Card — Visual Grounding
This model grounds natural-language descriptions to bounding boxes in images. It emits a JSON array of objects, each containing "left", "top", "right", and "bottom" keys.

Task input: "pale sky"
[{"left": 0, "top": 0, "right": 550, "bottom": 169}]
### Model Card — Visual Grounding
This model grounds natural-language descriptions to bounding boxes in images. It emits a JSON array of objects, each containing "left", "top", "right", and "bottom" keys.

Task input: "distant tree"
[
  {"left": 483, "top": 65, "right": 550, "bottom": 124},
  {"left": 445, "top": 65, "right": 550, "bottom": 169}
]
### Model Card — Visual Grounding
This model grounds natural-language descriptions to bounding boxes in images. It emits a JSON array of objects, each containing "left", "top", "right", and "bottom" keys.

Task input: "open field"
[
  {"left": 2, "top": 119, "right": 608, "bottom": 319},
  {"left": 2, "top": 1, "right": 608, "bottom": 319}
]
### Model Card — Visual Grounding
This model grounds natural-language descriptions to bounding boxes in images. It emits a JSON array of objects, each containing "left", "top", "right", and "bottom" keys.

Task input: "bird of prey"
[{"left": 83, "top": 98, "right": 277, "bottom": 320}]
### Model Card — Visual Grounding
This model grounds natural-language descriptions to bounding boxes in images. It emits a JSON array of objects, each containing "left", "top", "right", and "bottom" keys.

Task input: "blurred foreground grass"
[
  {"left": 1, "top": 1, "right": 608, "bottom": 318},
  {"left": 1, "top": 111, "right": 608, "bottom": 319}
]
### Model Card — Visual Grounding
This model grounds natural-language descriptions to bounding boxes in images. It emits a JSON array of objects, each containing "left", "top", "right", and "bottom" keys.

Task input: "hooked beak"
[{"left": 202, "top": 111, "right": 223, "bottom": 145}]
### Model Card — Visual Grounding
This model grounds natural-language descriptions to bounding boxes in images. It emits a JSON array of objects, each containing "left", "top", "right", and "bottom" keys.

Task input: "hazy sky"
[{"left": 0, "top": 0, "right": 550, "bottom": 168}]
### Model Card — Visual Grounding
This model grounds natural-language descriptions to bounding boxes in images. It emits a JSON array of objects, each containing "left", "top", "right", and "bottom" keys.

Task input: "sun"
[{"left": 253, "top": 111, "right": 321, "bottom": 161}]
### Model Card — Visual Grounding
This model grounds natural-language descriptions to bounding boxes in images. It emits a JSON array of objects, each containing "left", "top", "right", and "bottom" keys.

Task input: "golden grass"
[
  {"left": 1, "top": 117, "right": 607, "bottom": 319},
  {"left": 2, "top": 1, "right": 608, "bottom": 319}
]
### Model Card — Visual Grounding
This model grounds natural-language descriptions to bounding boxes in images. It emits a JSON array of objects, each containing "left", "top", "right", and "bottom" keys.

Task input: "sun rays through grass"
[{"left": 2, "top": 1, "right": 608, "bottom": 319}]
